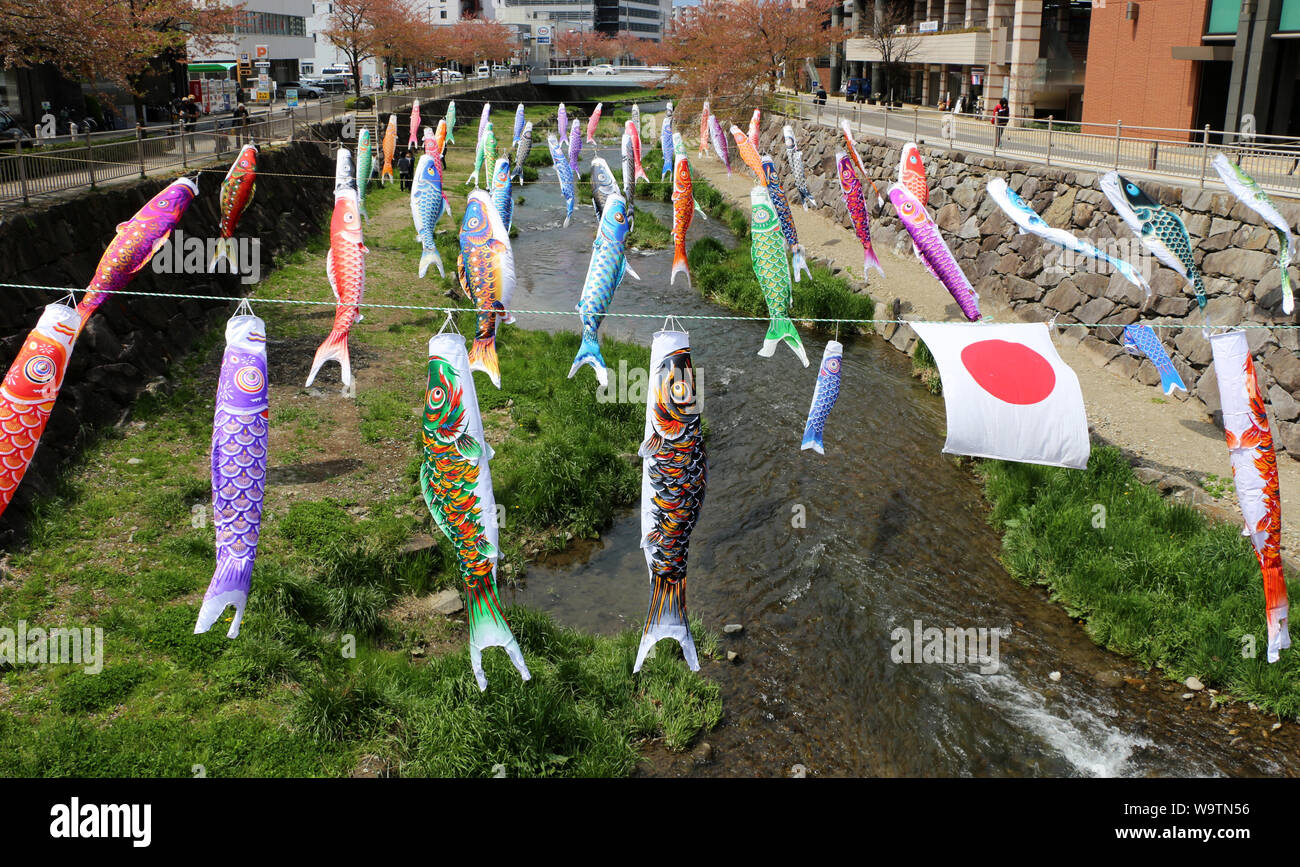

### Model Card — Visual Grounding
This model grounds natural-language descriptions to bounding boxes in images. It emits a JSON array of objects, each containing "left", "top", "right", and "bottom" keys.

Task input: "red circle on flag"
[{"left": 960, "top": 339, "right": 1056, "bottom": 405}]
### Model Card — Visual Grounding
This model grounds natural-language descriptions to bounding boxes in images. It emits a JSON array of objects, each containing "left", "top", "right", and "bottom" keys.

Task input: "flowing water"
[{"left": 499, "top": 142, "right": 1300, "bottom": 778}]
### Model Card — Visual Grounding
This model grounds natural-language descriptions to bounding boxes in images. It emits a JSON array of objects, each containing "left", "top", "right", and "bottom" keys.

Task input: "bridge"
[{"left": 529, "top": 66, "right": 668, "bottom": 89}]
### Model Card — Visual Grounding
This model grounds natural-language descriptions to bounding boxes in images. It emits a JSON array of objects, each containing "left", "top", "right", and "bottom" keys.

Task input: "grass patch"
[
  {"left": 980, "top": 445, "right": 1300, "bottom": 717},
  {"left": 627, "top": 207, "right": 671, "bottom": 250}
]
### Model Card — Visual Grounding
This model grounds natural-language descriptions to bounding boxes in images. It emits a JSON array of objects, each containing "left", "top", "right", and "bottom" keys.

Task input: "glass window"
[
  {"left": 1206, "top": 0, "right": 1240, "bottom": 34},
  {"left": 1281, "top": 0, "right": 1300, "bottom": 32}
]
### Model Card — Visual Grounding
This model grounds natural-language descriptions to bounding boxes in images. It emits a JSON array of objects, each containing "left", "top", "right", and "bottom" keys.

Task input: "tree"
[
  {"left": 448, "top": 18, "right": 519, "bottom": 68},
  {"left": 0, "top": 0, "right": 239, "bottom": 95},
  {"left": 859, "top": 0, "right": 920, "bottom": 101},
  {"left": 323, "top": 0, "right": 406, "bottom": 97},
  {"left": 657, "top": 0, "right": 846, "bottom": 113},
  {"left": 553, "top": 28, "right": 611, "bottom": 68}
]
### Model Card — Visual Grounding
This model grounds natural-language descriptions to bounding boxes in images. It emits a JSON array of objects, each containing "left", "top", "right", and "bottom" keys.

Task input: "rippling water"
[{"left": 500, "top": 143, "right": 1297, "bottom": 778}]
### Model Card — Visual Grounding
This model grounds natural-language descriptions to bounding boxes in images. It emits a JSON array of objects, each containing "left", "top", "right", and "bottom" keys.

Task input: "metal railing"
[
  {"left": 0, "top": 79, "right": 504, "bottom": 208},
  {"left": 769, "top": 91, "right": 1300, "bottom": 199}
]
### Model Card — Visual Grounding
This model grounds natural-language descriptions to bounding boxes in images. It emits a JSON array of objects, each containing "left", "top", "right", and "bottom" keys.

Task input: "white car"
[
  {"left": 434, "top": 68, "right": 463, "bottom": 81},
  {"left": 586, "top": 64, "right": 616, "bottom": 76},
  {"left": 476, "top": 64, "right": 490, "bottom": 78}
]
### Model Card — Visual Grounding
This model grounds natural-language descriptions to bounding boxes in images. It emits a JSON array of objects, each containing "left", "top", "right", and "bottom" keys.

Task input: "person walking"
[
  {"left": 397, "top": 148, "right": 414, "bottom": 192},
  {"left": 232, "top": 101, "right": 250, "bottom": 145},
  {"left": 992, "top": 97, "right": 1009, "bottom": 148}
]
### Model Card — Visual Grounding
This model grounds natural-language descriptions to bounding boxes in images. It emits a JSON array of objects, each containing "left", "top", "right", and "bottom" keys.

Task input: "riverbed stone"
[
  {"left": 1079, "top": 335, "right": 1122, "bottom": 368},
  {"left": 1040, "top": 187, "right": 1076, "bottom": 227},
  {"left": 1202, "top": 248, "right": 1275, "bottom": 282},
  {"left": 936, "top": 202, "right": 962, "bottom": 232},
  {"left": 1174, "top": 327, "right": 1213, "bottom": 366},
  {"left": 1269, "top": 385, "right": 1300, "bottom": 422},
  {"left": 1074, "top": 297, "right": 1116, "bottom": 325},
  {"left": 1266, "top": 347, "right": 1300, "bottom": 392}
]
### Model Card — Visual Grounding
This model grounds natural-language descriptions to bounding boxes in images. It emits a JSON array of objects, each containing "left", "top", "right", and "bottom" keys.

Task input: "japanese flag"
[{"left": 911, "top": 322, "right": 1091, "bottom": 469}]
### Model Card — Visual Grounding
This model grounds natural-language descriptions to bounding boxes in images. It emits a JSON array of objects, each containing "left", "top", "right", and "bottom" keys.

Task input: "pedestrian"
[
  {"left": 992, "top": 97, "right": 1009, "bottom": 147},
  {"left": 398, "top": 148, "right": 414, "bottom": 192},
  {"left": 232, "top": 101, "right": 250, "bottom": 145},
  {"left": 816, "top": 86, "right": 827, "bottom": 106}
]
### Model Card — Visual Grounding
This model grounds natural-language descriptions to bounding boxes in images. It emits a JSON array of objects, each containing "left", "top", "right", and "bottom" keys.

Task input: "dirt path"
[{"left": 692, "top": 157, "right": 1300, "bottom": 560}]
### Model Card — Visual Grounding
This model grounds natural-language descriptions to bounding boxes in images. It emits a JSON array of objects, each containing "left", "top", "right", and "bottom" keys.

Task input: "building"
[
  {"left": 593, "top": 0, "right": 674, "bottom": 38},
  {"left": 486, "top": 1, "right": 597, "bottom": 66},
  {"left": 189, "top": 0, "right": 315, "bottom": 86},
  {"left": 1083, "top": 0, "right": 1300, "bottom": 139},
  {"left": 842, "top": 0, "right": 1091, "bottom": 121}
]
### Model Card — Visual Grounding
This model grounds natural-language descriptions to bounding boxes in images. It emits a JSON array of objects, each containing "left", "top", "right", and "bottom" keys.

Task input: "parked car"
[
  {"left": 475, "top": 64, "right": 491, "bottom": 78},
  {"left": 844, "top": 77, "right": 869, "bottom": 103},
  {"left": 392, "top": 70, "right": 411, "bottom": 86},
  {"left": 0, "top": 109, "right": 32, "bottom": 144},
  {"left": 586, "top": 64, "right": 616, "bottom": 75},
  {"left": 281, "top": 80, "right": 323, "bottom": 99},
  {"left": 435, "top": 68, "right": 463, "bottom": 81},
  {"left": 492, "top": 64, "right": 507, "bottom": 76},
  {"left": 317, "top": 76, "right": 350, "bottom": 93},
  {"left": 416, "top": 70, "right": 433, "bottom": 83}
]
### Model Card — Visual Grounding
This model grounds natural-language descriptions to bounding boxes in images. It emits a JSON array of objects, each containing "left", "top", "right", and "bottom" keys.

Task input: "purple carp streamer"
[
  {"left": 888, "top": 182, "right": 981, "bottom": 321},
  {"left": 635, "top": 330, "right": 707, "bottom": 673},
  {"left": 196, "top": 310, "right": 269, "bottom": 638}
]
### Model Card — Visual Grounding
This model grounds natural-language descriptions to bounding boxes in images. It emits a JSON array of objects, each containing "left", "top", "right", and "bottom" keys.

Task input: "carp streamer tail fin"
[
  {"left": 208, "top": 238, "right": 235, "bottom": 273},
  {"left": 194, "top": 557, "right": 252, "bottom": 639},
  {"left": 567, "top": 332, "right": 609, "bottom": 386},
  {"left": 863, "top": 244, "right": 885, "bottom": 279},
  {"left": 468, "top": 335, "right": 502, "bottom": 389},
  {"left": 634, "top": 579, "right": 698, "bottom": 673},
  {"left": 305, "top": 327, "right": 352, "bottom": 389},
  {"left": 466, "top": 590, "right": 531, "bottom": 691},
  {"left": 1159, "top": 365, "right": 1188, "bottom": 397},
  {"left": 759, "top": 318, "right": 809, "bottom": 367},
  {"left": 670, "top": 243, "right": 691, "bottom": 289},
  {"left": 791, "top": 245, "right": 811, "bottom": 283},
  {"left": 418, "top": 245, "right": 445, "bottom": 279},
  {"left": 801, "top": 425, "right": 825, "bottom": 455}
]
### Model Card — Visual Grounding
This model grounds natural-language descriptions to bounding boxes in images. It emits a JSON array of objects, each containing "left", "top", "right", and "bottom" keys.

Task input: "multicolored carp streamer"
[
  {"left": 434, "top": 119, "right": 448, "bottom": 162},
  {"left": 546, "top": 133, "right": 576, "bottom": 227},
  {"left": 195, "top": 309, "right": 268, "bottom": 639},
  {"left": 567, "top": 116, "right": 583, "bottom": 177},
  {"left": 477, "top": 102, "right": 491, "bottom": 147},
  {"left": 1102, "top": 171, "right": 1205, "bottom": 309},
  {"left": 356, "top": 128, "right": 373, "bottom": 220},
  {"left": 381, "top": 114, "right": 397, "bottom": 184},
  {"left": 1212, "top": 154, "right": 1296, "bottom": 314},
  {"left": 490, "top": 157, "right": 514, "bottom": 232},
  {"left": 631, "top": 103, "right": 641, "bottom": 146},
  {"left": 836, "top": 152, "right": 884, "bottom": 280},
  {"left": 590, "top": 156, "right": 619, "bottom": 218},
  {"left": 512, "top": 121, "right": 533, "bottom": 184},
  {"left": 306, "top": 148, "right": 367, "bottom": 390},
  {"left": 444, "top": 100, "right": 456, "bottom": 144},
  {"left": 987, "top": 177, "right": 1150, "bottom": 296},
  {"left": 511, "top": 103, "right": 525, "bottom": 148},
  {"left": 728, "top": 124, "right": 765, "bottom": 180},
  {"left": 707, "top": 114, "right": 730, "bottom": 174},
  {"left": 1121, "top": 323, "right": 1185, "bottom": 395},
  {"left": 627, "top": 119, "right": 648, "bottom": 182},
  {"left": 840, "top": 118, "right": 882, "bottom": 206},
  {"left": 698, "top": 101, "right": 710, "bottom": 158},
  {"left": 761, "top": 155, "right": 809, "bottom": 282},
  {"left": 801, "top": 340, "right": 843, "bottom": 454},
  {"left": 783, "top": 125, "right": 816, "bottom": 210},
  {"left": 78, "top": 175, "right": 198, "bottom": 323},
  {"left": 586, "top": 103, "right": 602, "bottom": 145},
  {"left": 898, "top": 143, "right": 928, "bottom": 206},
  {"left": 408, "top": 98, "right": 421, "bottom": 148},
  {"left": 557, "top": 102, "right": 567, "bottom": 143},
  {"left": 0, "top": 301, "right": 79, "bottom": 520},
  {"left": 411, "top": 153, "right": 447, "bottom": 279},
  {"left": 468, "top": 122, "right": 488, "bottom": 188},
  {"left": 634, "top": 329, "right": 707, "bottom": 673},
  {"left": 671, "top": 132, "right": 705, "bottom": 288},
  {"left": 660, "top": 101, "right": 674, "bottom": 181},
  {"left": 421, "top": 331, "right": 531, "bottom": 691},
  {"left": 569, "top": 193, "right": 633, "bottom": 387},
  {"left": 621, "top": 129, "right": 636, "bottom": 208},
  {"left": 750, "top": 186, "right": 808, "bottom": 366},
  {"left": 210, "top": 144, "right": 257, "bottom": 272},
  {"left": 889, "top": 182, "right": 981, "bottom": 321},
  {"left": 459, "top": 189, "right": 514, "bottom": 388},
  {"left": 1210, "top": 330, "right": 1290, "bottom": 663},
  {"left": 422, "top": 126, "right": 436, "bottom": 161}
]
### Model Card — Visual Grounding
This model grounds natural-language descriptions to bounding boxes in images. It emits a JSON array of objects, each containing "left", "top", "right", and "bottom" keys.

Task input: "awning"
[{"left": 1171, "top": 45, "right": 1235, "bottom": 60}]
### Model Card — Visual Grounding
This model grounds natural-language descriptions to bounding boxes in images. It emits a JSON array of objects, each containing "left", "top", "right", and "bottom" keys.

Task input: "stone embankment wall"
[
  {"left": 0, "top": 141, "right": 335, "bottom": 536},
  {"left": 757, "top": 118, "right": 1300, "bottom": 457}
]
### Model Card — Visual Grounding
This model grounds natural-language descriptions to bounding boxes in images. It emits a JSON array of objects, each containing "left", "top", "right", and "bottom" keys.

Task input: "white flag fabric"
[{"left": 911, "top": 322, "right": 1091, "bottom": 469}]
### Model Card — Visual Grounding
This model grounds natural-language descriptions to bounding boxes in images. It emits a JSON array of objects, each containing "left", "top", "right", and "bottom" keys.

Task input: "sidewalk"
[{"left": 691, "top": 152, "right": 1300, "bottom": 560}]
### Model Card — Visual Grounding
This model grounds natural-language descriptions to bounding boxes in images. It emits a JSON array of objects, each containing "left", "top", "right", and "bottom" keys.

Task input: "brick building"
[{"left": 1082, "top": 0, "right": 1300, "bottom": 139}]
